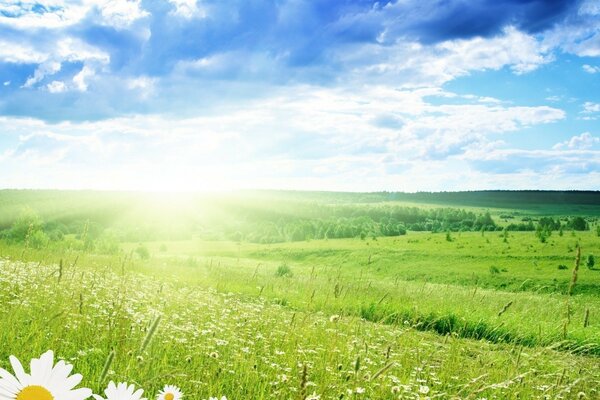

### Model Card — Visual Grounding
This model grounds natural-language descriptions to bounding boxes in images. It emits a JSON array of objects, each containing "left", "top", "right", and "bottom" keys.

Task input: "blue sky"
[{"left": 0, "top": 0, "right": 599, "bottom": 191}]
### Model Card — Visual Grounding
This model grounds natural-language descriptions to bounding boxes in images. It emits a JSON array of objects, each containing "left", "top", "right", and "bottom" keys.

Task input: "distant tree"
[
  {"left": 567, "top": 217, "right": 588, "bottom": 231},
  {"left": 9, "top": 208, "right": 43, "bottom": 243},
  {"left": 588, "top": 255, "right": 596, "bottom": 270},
  {"left": 538, "top": 217, "right": 561, "bottom": 231}
]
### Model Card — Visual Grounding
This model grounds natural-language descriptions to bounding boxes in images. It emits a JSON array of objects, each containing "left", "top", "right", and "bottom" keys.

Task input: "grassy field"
[{"left": 0, "top": 190, "right": 599, "bottom": 399}]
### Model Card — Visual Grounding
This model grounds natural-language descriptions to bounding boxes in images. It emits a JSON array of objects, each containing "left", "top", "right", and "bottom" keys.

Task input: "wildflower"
[
  {"left": 93, "top": 382, "right": 146, "bottom": 400},
  {"left": 305, "top": 393, "right": 320, "bottom": 400},
  {"left": 419, "top": 385, "right": 430, "bottom": 395},
  {"left": 0, "top": 350, "right": 92, "bottom": 400},
  {"left": 329, "top": 315, "right": 340, "bottom": 323},
  {"left": 157, "top": 385, "right": 183, "bottom": 400}
]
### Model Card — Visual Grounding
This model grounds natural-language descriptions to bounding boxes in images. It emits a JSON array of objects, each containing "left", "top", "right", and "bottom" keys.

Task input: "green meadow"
[{"left": 0, "top": 190, "right": 599, "bottom": 399}]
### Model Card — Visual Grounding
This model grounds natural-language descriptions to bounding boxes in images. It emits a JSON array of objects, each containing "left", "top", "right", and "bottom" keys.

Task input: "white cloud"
[
  {"left": 9, "top": 37, "right": 109, "bottom": 90},
  {"left": 553, "top": 132, "right": 600, "bottom": 150},
  {"left": 55, "top": 37, "right": 110, "bottom": 64},
  {"left": 0, "top": 40, "right": 46, "bottom": 63},
  {"left": 46, "top": 80, "right": 67, "bottom": 93},
  {"left": 97, "top": 0, "right": 149, "bottom": 28},
  {"left": 0, "top": 85, "right": 574, "bottom": 191},
  {"left": 0, "top": 0, "right": 147, "bottom": 29},
  {"left": 583, "top": 64, "right": 600, "bottom": 74},
  {"left": 168, "top": 0, "right": 206, "bottom": 19},
  {"left": 127, "top": 76, "right": 156, "bottom": 98},
  {"left": 23, "top": 61, "right": 62, "bottom": 88},
  {"left": 344, "top": 27, "right": 551, "bottom": 87},
  {"left": 582, "top": 102, "right": 600, "bottom": 114},
  {"left": 73, "top": 65, "right": 95, "bottom": 91}
]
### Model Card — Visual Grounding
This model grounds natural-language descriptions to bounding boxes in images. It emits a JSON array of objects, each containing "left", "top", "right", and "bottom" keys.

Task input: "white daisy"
[
  {"left": 0, "top": 350, "right": 92, "bottom": 400},
  {"left": 93, "top": 382, "right": 146, "bottom": 400},
  {"left": 156, "top": 385, "right": 182, "bottom": 400}
]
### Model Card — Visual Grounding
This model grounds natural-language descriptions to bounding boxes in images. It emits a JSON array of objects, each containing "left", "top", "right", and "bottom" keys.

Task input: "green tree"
[
  {"left": 9, "top": 208, "right": 44, "bottom": 242},
  {"left": 587, "top": 254, "right": 596, "bottom": 270},
  {"left": 567, "top": 217, "right": 588, "bottom": 231}
]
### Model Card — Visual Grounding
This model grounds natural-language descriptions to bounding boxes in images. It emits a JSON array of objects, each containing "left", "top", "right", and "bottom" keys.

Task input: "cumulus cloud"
[
  {"left": 583, "top": 102, "right": 600, "bottom": 114},
  {"left": 46, "top": 80, "right": 67, "bottom": 93},
  {"left": 23, "top": 61, "right": 61, "bottom": 87},
  {"left": 0, "top": 0, "right": 598, "bottom": 190},
  {"left": 583, "top": 64, "right": 600, "bottom": 73},
  {"left": 0, "top": 0, "right": 147, "bottom": 29},
  {"left": 553, "top": 132, "right": 600, "bottom": 150},
  {"left": 0, "top": 85, "right": 574, "bottom": 190}
]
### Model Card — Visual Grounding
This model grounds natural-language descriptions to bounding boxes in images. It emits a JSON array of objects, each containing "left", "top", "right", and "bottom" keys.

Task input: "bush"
[
  {"left": 135, "top": 244, "right": 150, "bottom": 260},
  {"left": 28, "top": 230, "right": 49, "bottom": 249},
  {"left": 567, "top": 216, "right": 588, "bottom": 231},
  {"left": 587, "top": 255, "right": 596, "bottom": 270},
  {"left": 9, "top": 208, "right": 43, "bottom": 242},
  {"left": 445, "top": 231, "right": 452, "bottom": 242},
  {"left": 558, "top": 264, "right": 568, "bottom": 270},
  {"left": 275, "top": 263, "right": 293, "bottom": 277}
]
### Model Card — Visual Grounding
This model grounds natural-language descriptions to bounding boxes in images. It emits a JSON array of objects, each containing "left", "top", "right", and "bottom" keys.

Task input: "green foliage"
[
  {"left": 28, "top": 230, "right": 49, "bottom": 249},
  {"left": 275, "top": 263, "right": 292, "bottom": 277},
  {"left": 445, "top": 231, "right": 453, "bottom": 242},
  {"left": 567, "top": 216, "right": 589, "bottom": 231},
  {"left": 588, "top": 255, "right": 596, "bottom": 270},
  {"left": 535, "top": 224, "right": 551, "bottom": 243},
  {"left": 489, "top": 265, "right": 501, "bottom": 275},
  {"left": 8, "top": 208, "right": 43, "bottom": 242},
  {"left": 135, "top": 244, "right": 150, "bottom": 260}
]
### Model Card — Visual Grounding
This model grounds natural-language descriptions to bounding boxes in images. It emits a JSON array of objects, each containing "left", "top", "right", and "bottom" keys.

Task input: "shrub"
[
  {"left": 9, "top": 208, "right": 43, "bottom": 242},
  {"left": 445, "top": 231, "right": 452, "bottom": 242},
  {"left": 558, "top": 264, "right": 568, "bottom": 270},
  {"left": 275, "top": 263, "right": 293, "bottom": 277},
  {"left": 587, "top": 255, "right": 596, "bottom": 270},
  {"left": 28, "top": 230, "right": 49, "bottom": 249},
  {"left": 135, "top": 244, "right": 150, "bottom": 260},
  {"left": 489, "top": 265, "right": 501, "bottom": 275}
]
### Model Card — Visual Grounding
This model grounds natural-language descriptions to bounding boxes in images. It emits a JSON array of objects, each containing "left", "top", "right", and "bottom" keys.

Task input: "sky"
[{"left": 0, "top": 0, "right": 599, "bottom": 192}]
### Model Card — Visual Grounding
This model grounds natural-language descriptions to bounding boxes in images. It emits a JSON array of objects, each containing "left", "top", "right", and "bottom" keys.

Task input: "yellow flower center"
[
  {"left": 165, "top": 393, "right": 175, "bottom": 400},
  {"left": 16, "top": 386, "right": 54, "bottom": 400}
]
